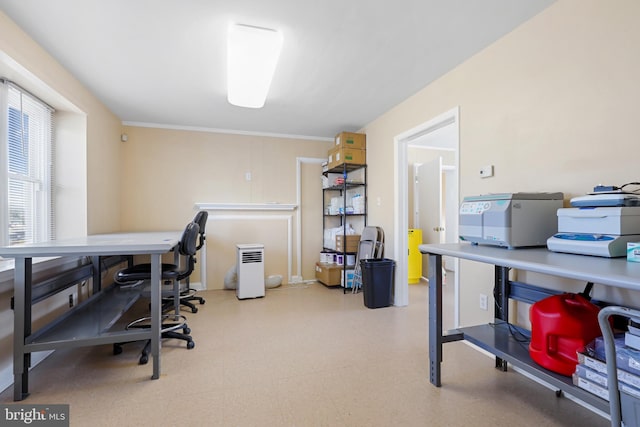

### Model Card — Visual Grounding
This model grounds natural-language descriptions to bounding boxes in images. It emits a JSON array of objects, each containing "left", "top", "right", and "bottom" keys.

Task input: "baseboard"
[
  {"left": 188, "top": 281, "right": 204, "bottom": 291},
  {"left": 0, "top": 350, "right": 53, "bottom": 396}
]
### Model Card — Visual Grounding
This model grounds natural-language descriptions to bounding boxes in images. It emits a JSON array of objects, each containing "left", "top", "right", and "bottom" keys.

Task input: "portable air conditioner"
[{"left": 236, "top": 244, "right": 265, "bottom": 299}]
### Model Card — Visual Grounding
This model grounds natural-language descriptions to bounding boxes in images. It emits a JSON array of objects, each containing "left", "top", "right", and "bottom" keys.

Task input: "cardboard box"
[
  {"left": 572, "top": 373, "right": 610, "bottom": 401},
  {"left": 335, "top": 132, "right": 366, "bottom": 149},
  {"left": 336, "top": 235, "right": 360, "bottom": 253},
  {"left": 573, "top": 366, "right": 640, "bottom": 402},
  {"left": 577, "top": 351, "right": 640, "bottom": 389},
  {"left": 327, "top": 146, "right": 366, "bottom": 170},
  {"left": 315, "top": 262, "right": 342, "bottom": 286},
  {"left": 628, "top": 242, "right": 640, "bottom": 262},
  {"left": 341, "top": 268, "right": 355, "bottom": 288}
]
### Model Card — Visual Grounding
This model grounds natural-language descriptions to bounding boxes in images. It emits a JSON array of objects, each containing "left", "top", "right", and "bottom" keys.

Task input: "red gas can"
[{"left": 529, "top": 293, "right": 602, "bottom": 376}]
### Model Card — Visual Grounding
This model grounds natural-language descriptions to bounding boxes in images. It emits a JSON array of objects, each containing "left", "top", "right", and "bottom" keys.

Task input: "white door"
[
  {"left": 415, "top": 156, "right": 444, "bottom": 245},
  {"left": 414, "top": 153, "right": 458, "bottom": 275}
]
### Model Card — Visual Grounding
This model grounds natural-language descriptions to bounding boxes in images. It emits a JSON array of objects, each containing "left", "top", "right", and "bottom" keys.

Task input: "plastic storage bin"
[{"left": 360, "top": 258, "right": 395, "bottom": 309}]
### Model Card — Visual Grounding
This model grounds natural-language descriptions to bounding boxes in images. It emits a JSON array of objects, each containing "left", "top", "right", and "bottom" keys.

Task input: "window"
[{"left": 0, "top": 80, "right": 55, "bottom": 246}]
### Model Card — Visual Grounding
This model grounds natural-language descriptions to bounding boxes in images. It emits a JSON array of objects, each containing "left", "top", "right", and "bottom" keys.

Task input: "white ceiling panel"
[{"left": 0, "top": 0, "right": 555, "bottom": 139}]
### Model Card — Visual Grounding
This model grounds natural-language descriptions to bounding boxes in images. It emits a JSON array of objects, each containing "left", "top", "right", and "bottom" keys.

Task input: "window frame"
[{"left": 0, "top": 80, "right": 55, "bottom": 247}]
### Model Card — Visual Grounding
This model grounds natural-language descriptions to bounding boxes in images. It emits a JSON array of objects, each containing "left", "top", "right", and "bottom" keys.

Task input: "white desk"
[
  {"left": 0, "top": 231, "right": 181, "bottom": 401},
  {"left": 419, "top": 243, "right": 640, "bottom": 416}
]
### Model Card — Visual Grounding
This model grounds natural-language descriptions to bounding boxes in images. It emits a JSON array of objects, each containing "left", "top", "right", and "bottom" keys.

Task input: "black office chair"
[
  {"left": 173, "top": 210, "right": 208, "bottom": 313},
  {"left": 113, "top": 222, "right": 199, "bottom": 364}
]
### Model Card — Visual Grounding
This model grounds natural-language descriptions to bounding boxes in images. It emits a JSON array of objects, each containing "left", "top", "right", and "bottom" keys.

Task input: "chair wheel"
[
  {"left": 184, "top": 327, "right": 191, "bottom": 334},
  {"left": 191, "top": 307, "right": 198, "bottom": 314},
  {"left": 139, "top": 354, "right": 149, "bottom": 365},
  {"left": 187, "top": 341, "right": 195, "bottom": 350},
  {"left": 200, "top": 299, "right": 205, "bottom": 305},
  {"left": 113, "top": 344, "right": 122, "bottom": 355}
]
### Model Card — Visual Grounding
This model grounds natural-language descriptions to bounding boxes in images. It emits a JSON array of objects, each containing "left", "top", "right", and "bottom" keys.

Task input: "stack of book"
[
  {"left": 625, "top": 321, "right": 640, "bottom": 350},
  {"left": 572, "top": 323, "right": 640, "bottom": 401}
]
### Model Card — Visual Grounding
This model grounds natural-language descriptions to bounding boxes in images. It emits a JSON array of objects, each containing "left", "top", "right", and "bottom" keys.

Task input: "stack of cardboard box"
[
  {"left": 327, "top": 132, "right": 366, "bottom": 170},
  {"left": 336, "top": 234, "right": 360, "bottom": 252}
]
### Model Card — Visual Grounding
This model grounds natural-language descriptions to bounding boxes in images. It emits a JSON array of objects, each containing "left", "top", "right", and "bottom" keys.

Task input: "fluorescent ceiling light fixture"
[{"left": 227, "top": 23, "right": 283, "bottom": 109}]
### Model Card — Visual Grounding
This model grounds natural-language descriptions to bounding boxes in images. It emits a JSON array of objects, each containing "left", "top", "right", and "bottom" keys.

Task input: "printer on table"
[
  {"left": 547, "top": 190, "right": 640, "bottom": 257},
  {"left": 459, "top": 192, "right": 563, "bottom": 249}
]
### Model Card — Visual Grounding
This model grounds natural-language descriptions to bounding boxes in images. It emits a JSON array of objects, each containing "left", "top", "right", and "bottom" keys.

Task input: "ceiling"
[{"left": 0, "top": 0, "right": 554, "bottom": 140}]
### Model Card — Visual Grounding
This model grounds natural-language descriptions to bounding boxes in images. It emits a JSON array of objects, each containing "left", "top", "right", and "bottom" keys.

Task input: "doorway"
[
  {"left": 411, "top": 147, "right": 458, "bottom": 272},
  {"left": 393, "top": 107, "right": 459, "bottom": 325}
]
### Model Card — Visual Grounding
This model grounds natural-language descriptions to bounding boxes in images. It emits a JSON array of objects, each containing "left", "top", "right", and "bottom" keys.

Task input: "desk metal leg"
[
  {"left": 428, "top": 253, "right": 443, "bottom": 386},
  {"left": 150, "top": 254, "right": 161, "bottom": 379},
  {"left": 494, "top": 266, "right": 510, "bottom": 371},
  {"left": 91, "top": 256, "right": 101, "bottom": 294},
  {"left": 13, "top": 257, "right": 31, "bottom": 401},
  {"left": 173, "top": 249, "right": 180, "bottom": 314}
]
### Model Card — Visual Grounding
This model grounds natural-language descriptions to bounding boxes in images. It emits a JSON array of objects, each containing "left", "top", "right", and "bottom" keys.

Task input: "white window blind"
[{"left": 0, "top": 80, "right": 55, "bottom": 246}]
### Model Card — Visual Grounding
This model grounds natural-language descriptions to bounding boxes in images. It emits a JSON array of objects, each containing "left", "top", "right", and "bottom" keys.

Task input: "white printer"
[{"left": 459, "top": 192, "right": 563, "bottom": 249}]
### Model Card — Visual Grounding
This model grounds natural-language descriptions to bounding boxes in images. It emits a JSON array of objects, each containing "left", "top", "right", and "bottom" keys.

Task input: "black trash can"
[{"left": 360, "top": 258, "right": 395, "bottom": 309}]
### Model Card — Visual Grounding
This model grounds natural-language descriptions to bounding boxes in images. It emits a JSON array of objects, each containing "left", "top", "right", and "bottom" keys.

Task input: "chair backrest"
[
  {"left": 173, "top": 221, "right": 200, "bottom": 281},
  {"left": 360, "top": 226, "right": 379, "bottom": 242},
  {"left": 359, "top": 226, "right": 384, "bottom": 259},
  {"left": 178, "top": 222, "right": 200, "bottom": 257},
  {"left": 193, "top": 211, "right": 208, "bottom": 250}
]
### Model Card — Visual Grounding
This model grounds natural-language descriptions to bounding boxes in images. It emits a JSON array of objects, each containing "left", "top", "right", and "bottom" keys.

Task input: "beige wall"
[
  {"left": 1, "top": 0, "right": 639, "bottom": 385},
  {"left": 0, "top": 10, "right": 123, "bottom": 391},
  {"left": 0, "top": 11, "right": 123, "bottom": 234},
  {"left": 120, "top": 125, "right": 330, "bottom": 288},
  {"left": 363, "top": 0, "right": 640, "bottom": 325}
]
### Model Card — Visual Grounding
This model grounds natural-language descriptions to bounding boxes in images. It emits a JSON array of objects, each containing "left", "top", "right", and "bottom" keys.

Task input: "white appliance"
[
  {"left": 236, "top": 244, "right": 265, "bottom": 299},
  {"left": 458, "top": 192, "right": 563, "bottom": 249},
  {"left": 547, "top": 207, "right": 640, "bottom": 257},
  {"left": 570, "top": 193, "right": 640, "bottom": 207},
  {"left": 547, "top": 233, "right": 640, "bottom": 257},
  {"left": 556, "top": 207, "right": 640, "bottom": 235}
]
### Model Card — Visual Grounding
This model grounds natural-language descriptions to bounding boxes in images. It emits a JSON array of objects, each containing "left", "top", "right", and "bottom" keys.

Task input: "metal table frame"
[
  {"left": 420, "top": 243, "right": 640, "bottom": 417},
  {"left": 0, "top": 231, "right": 181, "bottom": 401}
]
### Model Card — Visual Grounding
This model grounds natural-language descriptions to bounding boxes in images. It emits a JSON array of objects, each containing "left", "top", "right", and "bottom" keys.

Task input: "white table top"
[
  {"left": 419, "top": 243, "right": 640, "bottom": 291},
  {"left": 0, "top": 231, "right": 182, "bottom": 258}
]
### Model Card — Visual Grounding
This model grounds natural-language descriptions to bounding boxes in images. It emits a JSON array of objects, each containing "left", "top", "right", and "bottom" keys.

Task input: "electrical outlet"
[{"left": 479, "top": 293, "right": 488, "bottom": 311}]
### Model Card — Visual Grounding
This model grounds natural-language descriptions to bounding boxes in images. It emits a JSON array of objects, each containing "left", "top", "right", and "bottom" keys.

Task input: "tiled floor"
[{"left": 0, "top": 281, "right": 608, "bottom": 426}]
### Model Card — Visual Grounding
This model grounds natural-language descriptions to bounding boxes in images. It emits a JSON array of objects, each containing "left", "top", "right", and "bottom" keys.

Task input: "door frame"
[
  {"left": 296, "top": 157, "right": 325, "bottom": 282},
  {"left": 393, "top": 106, "right": 459, "bottom": 310}
]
